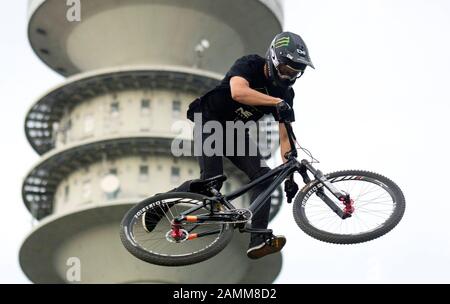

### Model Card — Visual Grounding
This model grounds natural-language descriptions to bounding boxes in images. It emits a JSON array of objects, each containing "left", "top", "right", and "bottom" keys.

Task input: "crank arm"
[
  {"left": 175, "top": 214, "right": 235, "bottom": 224},
  {"left": 187, "top": 229, "right": 222, "bottom": 240}
]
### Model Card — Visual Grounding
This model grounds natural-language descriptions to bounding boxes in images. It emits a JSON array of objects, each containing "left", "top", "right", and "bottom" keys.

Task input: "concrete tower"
[{"left": 20, "top": 0, "right": 285, "bottom": 283}]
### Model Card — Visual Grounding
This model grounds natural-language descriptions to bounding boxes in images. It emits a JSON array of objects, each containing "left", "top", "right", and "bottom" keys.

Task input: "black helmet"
[{"left": 266, "top": 31, "right": 315, "bottom": 88}]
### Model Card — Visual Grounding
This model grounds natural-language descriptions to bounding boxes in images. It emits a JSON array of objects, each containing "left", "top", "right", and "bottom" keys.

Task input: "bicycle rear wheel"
[
  {"left": 293, "top": 170, "right": 405, "bottom": 244},
  {"left": 120, "top": 192, "right": 234, "bottom": 266}
]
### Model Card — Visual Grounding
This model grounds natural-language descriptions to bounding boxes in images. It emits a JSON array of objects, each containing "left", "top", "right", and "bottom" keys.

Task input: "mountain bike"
[{"left": 120, "top": 121, "right": 405, "bottom": 266}]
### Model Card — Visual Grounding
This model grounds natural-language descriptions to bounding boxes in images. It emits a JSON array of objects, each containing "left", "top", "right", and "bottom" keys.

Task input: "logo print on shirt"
[{"left": 235, "top": 107, "right": 253, "bottom": 119}]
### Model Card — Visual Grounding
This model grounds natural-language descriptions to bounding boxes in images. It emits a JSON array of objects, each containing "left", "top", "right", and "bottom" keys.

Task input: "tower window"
[
  {"left": 110, "top": 101, "right": 120, "bottom": 117},
  {"left": 139, "top": 165, "right": 149, "bottom": 181},
  {"left": 171, "top": 167, "right": 180, "bottom": 184},
  {"left": 141, "top": 99, "right": 151, "bottom": 114},
  {"left": 82, "top": 180, "right": 92, "bottom": 200},
  {"left": 172, "top": 100, "right": 181, "bottom": 118}
]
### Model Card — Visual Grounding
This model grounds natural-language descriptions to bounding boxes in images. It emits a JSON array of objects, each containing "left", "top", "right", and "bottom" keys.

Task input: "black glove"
[
  {"left": 276, "top": 100, "right": 295, "bottom": 122},
  {"left": 284, "top": 177, "right": 299, "bottom": 204}
]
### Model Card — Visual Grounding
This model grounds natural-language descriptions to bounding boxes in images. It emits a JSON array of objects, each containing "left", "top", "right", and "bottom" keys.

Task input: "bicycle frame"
[
  {"left": 224, "top": 158, "right": 352, "bottom": 220},
  {"left": 173, "top": 122, "right": 354, "bottom": 235}
]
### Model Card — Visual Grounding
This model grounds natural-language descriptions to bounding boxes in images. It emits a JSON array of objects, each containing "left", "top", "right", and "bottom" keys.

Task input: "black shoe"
[{"left": 246, "top": 234, "right": 286, "bottom": 259}]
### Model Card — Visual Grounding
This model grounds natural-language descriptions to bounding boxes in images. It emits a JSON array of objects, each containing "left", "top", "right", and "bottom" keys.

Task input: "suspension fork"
[{"left": 300, "top": 159, "right": 354, "bottom": 219}]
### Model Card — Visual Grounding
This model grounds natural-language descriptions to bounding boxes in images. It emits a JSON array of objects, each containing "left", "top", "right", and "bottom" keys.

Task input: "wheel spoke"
[{"left": 356, "top": 187, "right": 385, "bottom": 200}]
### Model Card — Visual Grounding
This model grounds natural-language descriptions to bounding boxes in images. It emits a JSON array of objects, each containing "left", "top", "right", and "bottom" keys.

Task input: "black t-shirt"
[{"left": 187, "top": 54, "right": 295, "bottom": 123}]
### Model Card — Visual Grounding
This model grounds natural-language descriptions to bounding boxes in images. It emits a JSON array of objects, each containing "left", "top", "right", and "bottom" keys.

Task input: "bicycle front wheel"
[
  {"left": 120, "top": 192, "right": 234, "bottom": 266},
  {"left": 293, "top": 170, "right": 405, "bottom": 244}
]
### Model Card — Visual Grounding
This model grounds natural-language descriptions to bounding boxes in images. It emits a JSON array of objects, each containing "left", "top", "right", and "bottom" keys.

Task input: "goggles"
[{"left": 277, "top": 63, "right": 304, "bottom": 80}]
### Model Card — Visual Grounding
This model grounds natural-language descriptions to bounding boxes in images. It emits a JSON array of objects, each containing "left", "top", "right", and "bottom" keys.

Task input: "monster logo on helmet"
[{"left": 266, "top": 31, "right": 315, "bottom": 88}]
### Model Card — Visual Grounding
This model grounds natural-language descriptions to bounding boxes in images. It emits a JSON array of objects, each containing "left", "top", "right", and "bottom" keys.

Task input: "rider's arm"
[
  {"left": 230, "top": 76, "right": 282, "bottom": 106},
  {"left": 279, "top": 122, "right": 291, "bottom": 163}
]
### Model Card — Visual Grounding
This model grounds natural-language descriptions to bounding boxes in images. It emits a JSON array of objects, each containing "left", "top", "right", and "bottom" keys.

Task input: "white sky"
[{"left": 1, "top": 0, "right": 450, "bottom": 283}]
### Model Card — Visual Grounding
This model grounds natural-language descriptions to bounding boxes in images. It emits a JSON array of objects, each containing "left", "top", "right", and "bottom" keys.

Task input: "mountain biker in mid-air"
[{"left": 144, "top": 31, "right": 314, "bottom": 259}]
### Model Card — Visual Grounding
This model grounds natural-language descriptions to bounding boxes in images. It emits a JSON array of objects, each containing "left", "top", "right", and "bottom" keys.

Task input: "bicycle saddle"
[{"left": 190, "top": 175, "right": 227, "bottom": 193}]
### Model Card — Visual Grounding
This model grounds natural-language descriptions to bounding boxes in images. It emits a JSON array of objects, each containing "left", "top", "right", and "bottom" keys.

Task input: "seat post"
[{"left": 209, "top": 187, "right": 221, "bottom": 196}]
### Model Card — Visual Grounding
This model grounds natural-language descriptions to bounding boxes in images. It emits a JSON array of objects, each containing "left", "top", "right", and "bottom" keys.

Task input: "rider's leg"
[
  {"left": 194, "top": 116, "right": 225, "bottom": 189},
  {"left": 225, "top": 130, "right": 285, "bottom": 258},
  {"left": 227, "top": 156, "right": 273, "bottom": 232},
  {"left": 225, "top": 128, "right": 272, "bottom": 228}
]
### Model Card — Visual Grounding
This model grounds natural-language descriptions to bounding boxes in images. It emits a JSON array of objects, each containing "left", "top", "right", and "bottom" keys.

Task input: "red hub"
[
  {"left": 344, "top": 199, "right": 355, "bottom": 215},
  {"left": 340, "top": 195, "right": 355, "bottom": 215},
  {"left": 170, "top": 222, "right": 184, "bottom": 240}
]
